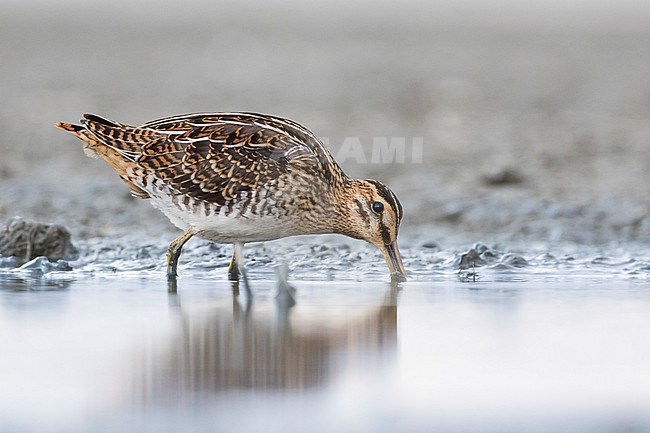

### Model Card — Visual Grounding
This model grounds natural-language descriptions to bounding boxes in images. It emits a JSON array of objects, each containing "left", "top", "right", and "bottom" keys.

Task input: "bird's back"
[{"left": 56, "top": 112, "right": 348, "bottom": 238}]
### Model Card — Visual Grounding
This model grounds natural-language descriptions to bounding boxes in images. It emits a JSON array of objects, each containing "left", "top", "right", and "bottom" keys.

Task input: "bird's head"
[{"left": 335, "top": 179, "right": 407, "bottom": 281}]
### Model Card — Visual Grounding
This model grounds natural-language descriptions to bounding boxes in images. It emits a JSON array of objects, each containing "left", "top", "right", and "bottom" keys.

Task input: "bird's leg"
[
  {"left": 167, "top": 278, "right": 178, "bottom": 294},
  {"left": 274, "top": 263, "right": 296, "bottom": 309},
  {"left": 233, "top": 242, "right": 252, "bottom": 298},
  {"left": 228, "top": 246, "right": 240, "bottom": 281},
  {"left": 166, "top": 230, "right": 194, "bottom": 280}
]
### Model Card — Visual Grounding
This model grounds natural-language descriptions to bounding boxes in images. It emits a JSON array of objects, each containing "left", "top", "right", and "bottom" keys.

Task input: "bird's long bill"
[{"left": 381, "top": 241, "right": 407, "bottom": 282}]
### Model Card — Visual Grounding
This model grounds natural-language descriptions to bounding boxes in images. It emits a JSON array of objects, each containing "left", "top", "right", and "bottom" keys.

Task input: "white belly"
[{"left": 146, "top": 186, "right": 303, "bottom": 243}]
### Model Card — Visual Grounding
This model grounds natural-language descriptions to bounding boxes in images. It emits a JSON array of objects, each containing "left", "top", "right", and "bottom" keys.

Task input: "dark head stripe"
[
  {"left": 389, "top": 189, "right": 403, "bottom": 223},
  {"left": 365, "top": 179, "right": 403, "bottom": 223},
  {"left": 379, "top": 223, "right": 391, "bottom": 245}
]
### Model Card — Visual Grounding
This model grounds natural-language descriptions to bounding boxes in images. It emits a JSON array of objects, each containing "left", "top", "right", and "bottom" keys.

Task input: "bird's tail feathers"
[
  {"left": 54, "top": 121, "right": 84, "bottom": 133},
  {"left": 54, "top": 120, "right": 101, "bottom": 158}
]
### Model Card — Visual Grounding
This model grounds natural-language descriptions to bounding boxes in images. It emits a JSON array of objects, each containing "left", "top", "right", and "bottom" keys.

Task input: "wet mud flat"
[{"left": 1, "top": 213, "right": 648, "bottom": 283}]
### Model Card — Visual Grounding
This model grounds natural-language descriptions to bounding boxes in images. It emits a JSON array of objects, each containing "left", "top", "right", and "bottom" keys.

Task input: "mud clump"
[
  {"left": 451, "top": 242, "right": 528, "bottom": 269},
  {"left": 0, "top": 217, "right": 78, "bottom": 265},
  {"left": 18, "top": 256, "right": 73, "bottom": 273}
]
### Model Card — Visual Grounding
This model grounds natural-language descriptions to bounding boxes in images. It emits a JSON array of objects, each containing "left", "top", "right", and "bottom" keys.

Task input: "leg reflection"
[{"left": 136, "top": 282, "right": 399, "bottom": 402}]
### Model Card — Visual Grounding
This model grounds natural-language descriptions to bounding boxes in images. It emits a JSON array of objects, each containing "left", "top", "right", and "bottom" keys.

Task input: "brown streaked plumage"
[{"left": 55, "top": 112, "right": 406, "bottom": 281}]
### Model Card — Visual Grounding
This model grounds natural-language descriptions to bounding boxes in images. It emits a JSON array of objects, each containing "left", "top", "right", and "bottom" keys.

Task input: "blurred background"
[{"left": 1, "top": 0, "right": 649, "bottom": 246}]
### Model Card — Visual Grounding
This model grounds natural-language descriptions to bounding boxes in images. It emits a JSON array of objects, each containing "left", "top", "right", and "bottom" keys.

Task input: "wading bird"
[{"left": 56, "top": 112, "right": 406, "bottom": 281}]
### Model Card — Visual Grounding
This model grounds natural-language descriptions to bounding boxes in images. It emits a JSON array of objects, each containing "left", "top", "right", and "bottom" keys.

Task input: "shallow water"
[{"left": 1, "top": 258, "right": 649, "bottom": 433}]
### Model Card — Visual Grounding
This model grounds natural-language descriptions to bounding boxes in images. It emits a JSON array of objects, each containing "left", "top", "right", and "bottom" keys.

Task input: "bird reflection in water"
[{"left": 136, "top": 277, "right": 400, "bottom": 403}]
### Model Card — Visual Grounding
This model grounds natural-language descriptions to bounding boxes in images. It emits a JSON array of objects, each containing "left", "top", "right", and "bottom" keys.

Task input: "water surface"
[{"left": 1, "top": 269, "right": 649, "bottom": 433}]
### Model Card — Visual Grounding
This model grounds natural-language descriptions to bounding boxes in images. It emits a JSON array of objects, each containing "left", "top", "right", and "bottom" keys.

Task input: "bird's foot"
[{"left": 227, "top": 262, "right": 240, "bottom": 281}]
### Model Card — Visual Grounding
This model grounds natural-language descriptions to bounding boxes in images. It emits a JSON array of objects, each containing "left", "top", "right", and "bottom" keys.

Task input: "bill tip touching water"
[{"left": 55, "top": 112, "right": 407, "bottom": 282}]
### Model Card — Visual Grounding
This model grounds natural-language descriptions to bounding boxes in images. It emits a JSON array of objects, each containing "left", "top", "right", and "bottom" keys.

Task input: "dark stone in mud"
[
  {"left": 499, "top": 253, "right": 528, "bottom": 267},
  {"left": 453, "top": 242, "right": 497, "bottom": 269},
  {"left": 420, "top": 240, "right": 440, "bottom": 250},
  {"left": 452, "top": 243, "right": 528, "bottom": 269},
  {"left": 482, "top": 167, "right": 524, "bottom": 186},
  {"left": 473, "top": 242, "right": 491, "bottom": 255},
  {"left": 454, "top": 248, "right": 489, "bottom": 269},
  {"left": 0, "top": 217, "right": 78, "bottom": 265}
]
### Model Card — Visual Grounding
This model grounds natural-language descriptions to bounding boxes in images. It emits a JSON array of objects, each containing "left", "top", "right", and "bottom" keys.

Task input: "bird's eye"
[{"left": 372, "top": 201, "right": 384, "bottom": 213}]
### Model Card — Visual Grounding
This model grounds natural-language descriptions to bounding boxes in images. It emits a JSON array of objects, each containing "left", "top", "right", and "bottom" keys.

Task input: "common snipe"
[{"left": 56, "top": 112, "right": 406, "bottom": 281}]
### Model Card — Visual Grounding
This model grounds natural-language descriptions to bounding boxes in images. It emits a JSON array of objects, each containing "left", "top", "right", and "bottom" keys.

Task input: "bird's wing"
[{"left": 82, "top": 112, "right": 345, "bottom": 204}]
